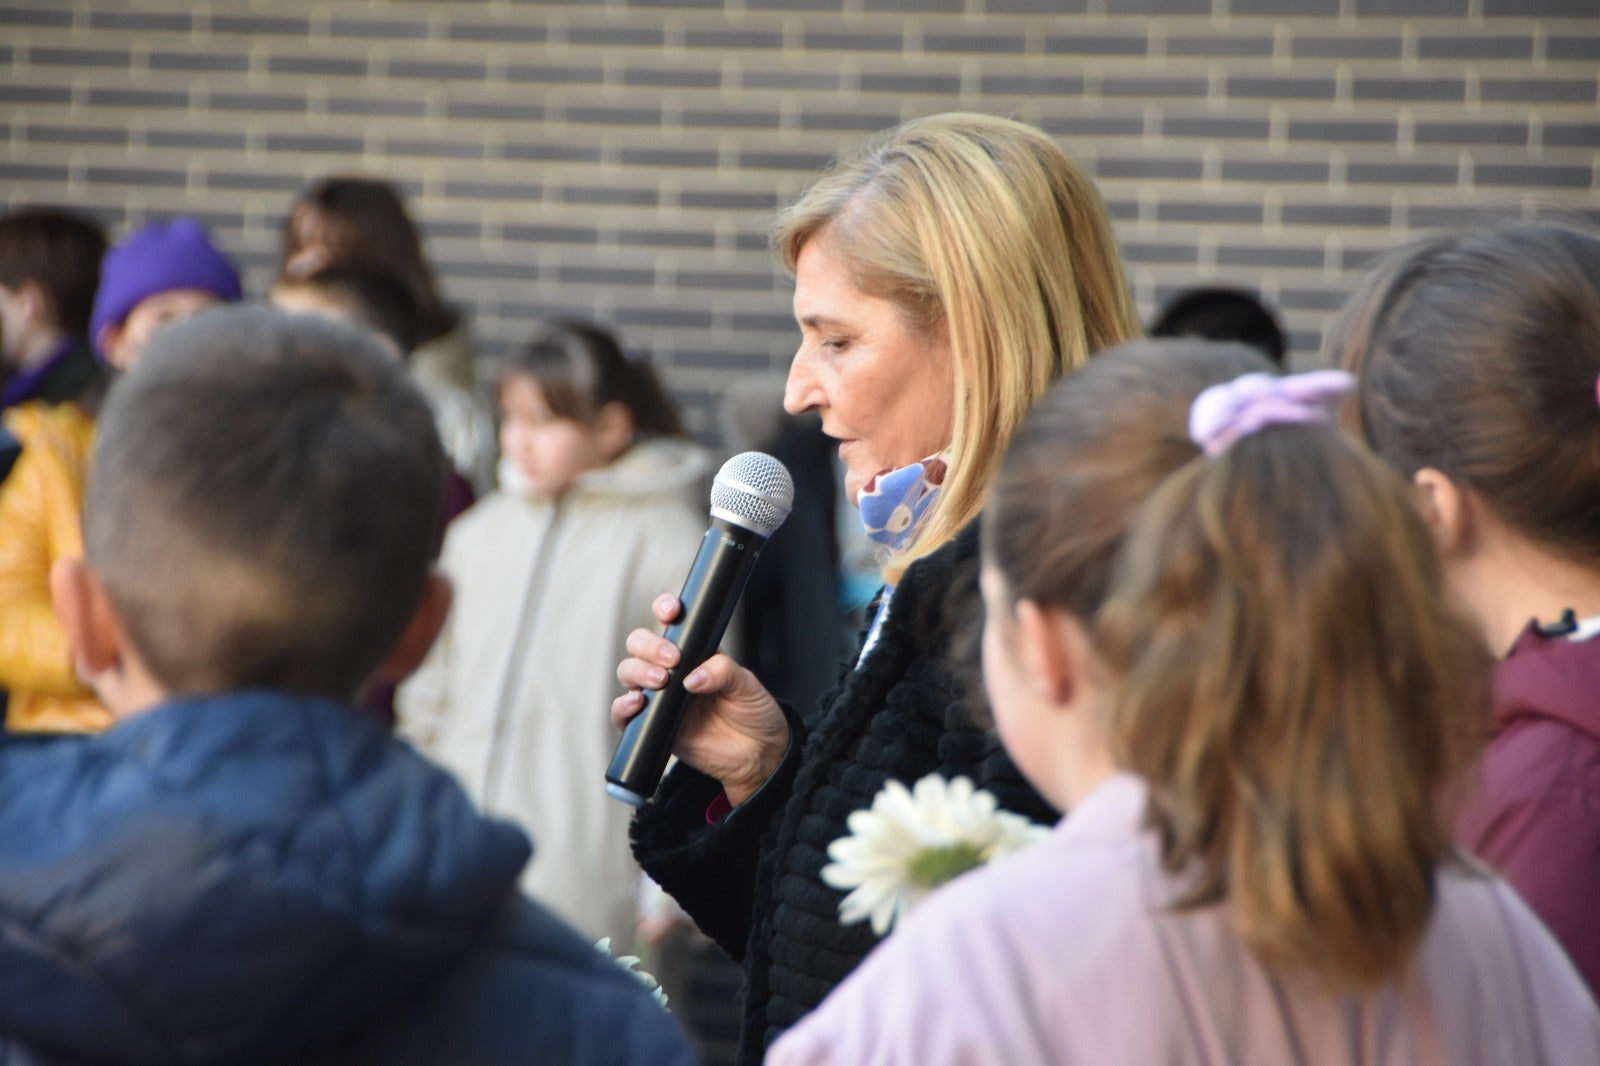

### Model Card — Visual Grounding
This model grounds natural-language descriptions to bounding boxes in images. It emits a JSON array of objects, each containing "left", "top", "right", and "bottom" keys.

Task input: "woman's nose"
[{"left": 784, "top": 346, "right": 822, "bottom": 415}]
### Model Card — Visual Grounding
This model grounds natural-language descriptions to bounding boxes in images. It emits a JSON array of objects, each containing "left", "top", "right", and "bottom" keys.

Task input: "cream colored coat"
[{"left": 398, "top": 438, "right": 710, "bottom": 948}]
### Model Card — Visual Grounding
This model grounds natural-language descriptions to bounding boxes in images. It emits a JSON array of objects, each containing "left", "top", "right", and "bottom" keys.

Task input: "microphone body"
[{"left": 606, "top": 451, "right": 794, "bottom": 807}]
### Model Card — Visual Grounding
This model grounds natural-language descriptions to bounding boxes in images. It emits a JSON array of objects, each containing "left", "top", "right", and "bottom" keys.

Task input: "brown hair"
[
  {"left": 775, "top": 112, "right": 1141, "bottom": 582},
  {"left": 272, "top": 264, "right": 423, "bottom": 358},
  {"left": 1328, "top": 219, "right": 1600, "bottom": 565},
  {"left": 280, "top": 176, "right": 457, "bottom": 343},
  {"left": 501, "top": 320, "right": 683, "bottom": 440},
  {"left": 987, "top": 340, "right": 1489, "bottom": 991},
  {"left": 985, "top": 341, "right": 1275, "bottom": 623},
  {"left": 0, "top": 206, "right": 108, "bottom": 336},
  {"left": 87, "top": 307, "right": 445, "bottom": 699}
]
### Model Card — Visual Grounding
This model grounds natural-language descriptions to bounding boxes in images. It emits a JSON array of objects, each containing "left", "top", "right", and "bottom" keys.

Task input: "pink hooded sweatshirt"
[{"left": 770, "top": 773, "right": 1600, "bottom": 1066}]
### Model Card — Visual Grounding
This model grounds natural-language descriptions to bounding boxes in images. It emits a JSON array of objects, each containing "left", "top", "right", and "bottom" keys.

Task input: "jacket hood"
[
  {"left": 0, "top": 691, "right": 531, "bottom": 1065},
  {"left": 410, "top": 321, "right": 478, "bottom": 393},
  {"left": 499, "top": 436, "right": 711, "bottom": 505},
  {"left": 1496, "top": 624, "right": 1600, "bottom": 744}
]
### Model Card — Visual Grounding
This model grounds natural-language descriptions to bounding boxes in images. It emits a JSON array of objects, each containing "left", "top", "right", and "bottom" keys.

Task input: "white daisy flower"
[
  {"left": 595, "top": 937, "right": 670, "bottom": 1011},
  {"left": 820, "top": 773, "right": 1051, "bottom": 936}
]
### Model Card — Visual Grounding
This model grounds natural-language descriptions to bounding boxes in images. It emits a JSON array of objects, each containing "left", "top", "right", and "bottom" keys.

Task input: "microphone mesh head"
[{"left": 710, "top": 451, "right": 794, "bottom": 537}]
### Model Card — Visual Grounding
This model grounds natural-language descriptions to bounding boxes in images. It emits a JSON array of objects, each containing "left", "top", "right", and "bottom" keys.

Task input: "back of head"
[
  {"left": 774, "top": 112, "right": 1141, "bottom": 578},
  {"left": 0, "top": 206, "right": 109, "bottom": 336},
  {"left": 1328, "top": 219, "right": 1600, "bottom": 565},
  {"left": 1092, "top": 379, "right": 1488, "bottom": 991},
  {"left": 274, "top": 264, "right": 423, "bottom": 358},
  {"left": 504, "top": 319, "right": 683, "bottom": 439},
  {"left": 87, "top": 306, "right": 446, "bottom": 699},
  {"left": 282, "top": 175, "right": 455, "bottom": 342},
  {"left": 986, "top": 340, "right": 1276, "bottom": 623},
  {"left": 1149, "top": 286, "right": 1287, "bottom": 366}
]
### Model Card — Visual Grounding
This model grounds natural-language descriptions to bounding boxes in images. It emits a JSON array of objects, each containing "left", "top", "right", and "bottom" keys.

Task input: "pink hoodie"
[
  {"left": 1458, "top": 622, "right": 1600, "bottom": 1002},
  {"left": 771, "top": 774, "right": 1600, "bottom": 1066}
]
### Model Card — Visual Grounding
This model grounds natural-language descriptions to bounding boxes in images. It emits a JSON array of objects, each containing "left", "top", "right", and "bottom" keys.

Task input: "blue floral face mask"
[{"left": 858, "top": 455, "right": 948, "bottom": 551}]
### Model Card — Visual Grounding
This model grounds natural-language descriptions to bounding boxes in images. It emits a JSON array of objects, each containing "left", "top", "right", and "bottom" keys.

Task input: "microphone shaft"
[{"left": 606, "top": 516, "right": 767, "bottom": 804}]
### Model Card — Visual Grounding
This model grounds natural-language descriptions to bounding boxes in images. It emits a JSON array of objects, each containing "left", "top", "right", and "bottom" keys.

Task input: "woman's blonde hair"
[
  {"left": 1096, "top": 420, "right": 1489, "bottom": 991},
  {"left": 773, "top": 112, "right": 1140, "bottom": 582}
]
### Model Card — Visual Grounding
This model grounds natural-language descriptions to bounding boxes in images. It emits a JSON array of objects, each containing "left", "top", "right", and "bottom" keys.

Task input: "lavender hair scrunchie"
[{"left": 1188, "top": 370, "right": 1357, "bottom": 456}]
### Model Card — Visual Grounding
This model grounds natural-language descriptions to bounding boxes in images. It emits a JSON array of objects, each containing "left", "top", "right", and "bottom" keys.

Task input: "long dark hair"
[
  {"left": 280, "top": 176, "right": 458, "bottom": 343},
  {"left": 1328, "top": 219, "right": 1600, "bottom": 566}
]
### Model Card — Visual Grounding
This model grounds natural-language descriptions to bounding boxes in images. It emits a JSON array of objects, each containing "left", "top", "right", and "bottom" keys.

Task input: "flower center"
[{"left": 907, "top": 841, "right": 988, "bottom": 888}]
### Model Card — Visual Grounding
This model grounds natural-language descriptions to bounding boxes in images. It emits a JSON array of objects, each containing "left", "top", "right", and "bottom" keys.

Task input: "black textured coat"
[{"left": 632, "top": 523, "right": 1057, "bottom": 1063}]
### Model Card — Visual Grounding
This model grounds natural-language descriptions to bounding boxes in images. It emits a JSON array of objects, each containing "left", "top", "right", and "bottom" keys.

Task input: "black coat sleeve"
[{"left": 629, "top": 702, "right": 808, "bottom": 961}]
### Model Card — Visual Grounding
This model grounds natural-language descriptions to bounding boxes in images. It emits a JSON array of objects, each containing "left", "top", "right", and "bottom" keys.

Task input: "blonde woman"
[{"left": 613, "top": 112, "right": 1141, "bottom": 1061}]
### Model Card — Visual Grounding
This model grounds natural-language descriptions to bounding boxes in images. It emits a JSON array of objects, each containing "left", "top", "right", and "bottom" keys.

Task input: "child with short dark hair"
[
  {"left": 770, "top": 341, "right": 1600, "bottom": 1065},
  {"left": 1330, "top": 219, "right": 1600, "bottom": 1000},
  {"left": 0, "top": 307, "right": 694, "bottom": 1065},
  {"left": 399, "top": 320, "right": 709, "bottom": 951},
  {"left": 0, "top": 205, "right": 108, "bottom": 413}
]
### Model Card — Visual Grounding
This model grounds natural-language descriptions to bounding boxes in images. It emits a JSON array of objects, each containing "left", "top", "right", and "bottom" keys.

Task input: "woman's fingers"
[
  {"left": 616, "top": 658, "right": 667, "bottom": 694},
  {"left": 610, "top": 689, "right": 646, "bottom": 730},
  {"left": 653, "top": 594, "right": 683, "bottom": 625},
  {"left": 622, "top": 627, "right": 681, "bottom": 671},
  {"left": 681, "top": 652, "right": 739, "bottom": 695}
]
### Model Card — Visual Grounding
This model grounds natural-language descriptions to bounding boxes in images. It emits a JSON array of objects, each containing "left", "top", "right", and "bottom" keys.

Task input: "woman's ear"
[
  {"left": 374, "top": 571, "right": 453, "bottom": 683},
  {"left": 593, "top": 401, "right": 636, "bottom": 461},
  {"left": 1413, "top": 467, "right": 1471, "bottom": 557}
]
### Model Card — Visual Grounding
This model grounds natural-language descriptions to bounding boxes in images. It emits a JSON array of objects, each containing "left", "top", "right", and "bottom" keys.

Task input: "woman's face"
[
  {"left": 783, "top": 239, "right": 955, "bottom": 506},
  {"left": 499, "top": 375, "right": 608, "bottom": 499}
]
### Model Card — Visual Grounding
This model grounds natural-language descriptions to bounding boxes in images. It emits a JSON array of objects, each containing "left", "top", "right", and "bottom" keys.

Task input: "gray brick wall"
[{"left": 3, "top": 0, "right": 1597, "bottom": 433}]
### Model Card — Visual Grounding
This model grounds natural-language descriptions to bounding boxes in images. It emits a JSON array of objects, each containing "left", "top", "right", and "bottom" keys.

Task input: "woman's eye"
[{"left": 821, "top": 337, "right": 848, "bottom": 353}]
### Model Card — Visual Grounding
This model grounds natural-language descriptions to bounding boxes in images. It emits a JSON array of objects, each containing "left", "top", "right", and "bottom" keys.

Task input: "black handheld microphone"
[{"left": 605, "top": 451, "right": 795, "bottom": 807}]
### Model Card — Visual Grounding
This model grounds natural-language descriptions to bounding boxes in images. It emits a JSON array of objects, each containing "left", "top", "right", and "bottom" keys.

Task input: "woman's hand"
[{"left": 613, "top": 594, "right": 790, "bottom": 806}]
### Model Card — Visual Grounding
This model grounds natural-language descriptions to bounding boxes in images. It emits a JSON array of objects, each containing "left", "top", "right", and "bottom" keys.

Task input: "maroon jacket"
[{"left": 1457, "top": 622, "right": 1600, "bottom": 1002}]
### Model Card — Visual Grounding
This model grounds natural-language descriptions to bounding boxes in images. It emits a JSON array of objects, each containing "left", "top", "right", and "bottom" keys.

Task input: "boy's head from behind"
[{"left": 72, "top": 307, "right": 446, "bottom": 705}]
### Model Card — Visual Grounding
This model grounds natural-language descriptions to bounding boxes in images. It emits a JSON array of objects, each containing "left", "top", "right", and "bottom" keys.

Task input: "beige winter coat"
[{"left": 398, "top": 437, "right": 710, "bottom": 948}]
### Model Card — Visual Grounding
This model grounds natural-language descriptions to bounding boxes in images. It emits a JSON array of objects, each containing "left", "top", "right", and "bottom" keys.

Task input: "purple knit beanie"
[{"left": 89, "top": 217, "right": 243, "bottom": 359}]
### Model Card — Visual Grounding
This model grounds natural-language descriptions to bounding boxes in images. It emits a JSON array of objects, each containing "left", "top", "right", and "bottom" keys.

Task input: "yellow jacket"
[{"left": 0, "top": 401, "right": 112, "bottom": 733}]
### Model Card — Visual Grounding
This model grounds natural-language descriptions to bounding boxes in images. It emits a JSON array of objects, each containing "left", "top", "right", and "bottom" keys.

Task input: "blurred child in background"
[
  {"left": 0, "top": 206, "right": 107, "bottom": 417},
  {"left": 399, "top": 320, "right": 708, "bottom": 951},
  {"left": 281, "top": 175, "right": 497, "bottom": 492}
]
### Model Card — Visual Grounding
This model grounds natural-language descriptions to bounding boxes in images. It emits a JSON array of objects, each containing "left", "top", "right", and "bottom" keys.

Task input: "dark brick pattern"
[{"left": 2, "top": 1, "right": 1596, "bottom": 431}]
